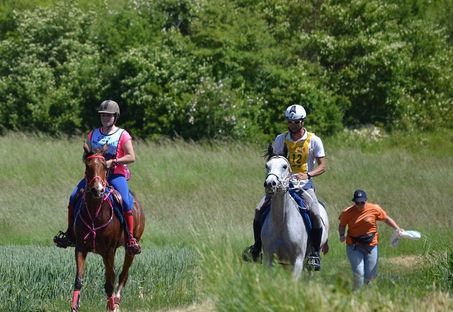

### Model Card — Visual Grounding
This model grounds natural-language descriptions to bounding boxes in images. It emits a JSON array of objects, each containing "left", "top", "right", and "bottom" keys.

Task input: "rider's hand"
[
  {"left": 106, "top": 159, "right": 115, "bottom": 169},
  {"left": 296, "top": 172, "right": 309, "bottom": 180}
]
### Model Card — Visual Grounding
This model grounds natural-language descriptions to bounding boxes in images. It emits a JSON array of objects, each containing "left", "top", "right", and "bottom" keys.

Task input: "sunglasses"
[
  {"left": 100, "top": 113, "right": 115, "bottom": 117},
  {"left": 355, "top": 201, "right": 366, "bottom": 205},
  {"left": 287, "top": 120, "right": 303, "bottom": 124}
]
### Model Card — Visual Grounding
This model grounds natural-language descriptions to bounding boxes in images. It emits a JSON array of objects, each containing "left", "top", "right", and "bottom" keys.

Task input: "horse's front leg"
[
  {"left": 292, "top": 255, "right": 304, "bottom": 281},
  {"left": 103, "top": 252, "right": 117, "bottom": 312},
  {"left": 262, "top": 249, "right": 273, "bottom": 267},
  {"left": 72, "top": 248, "right": 88, "bottom": 312},
  {"left": 115, "top": 253, "right": 135, "bottom": 306}
]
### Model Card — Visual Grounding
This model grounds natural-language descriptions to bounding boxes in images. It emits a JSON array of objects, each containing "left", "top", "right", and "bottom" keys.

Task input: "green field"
[{"left": 1, "top": 130, "right": 452, "bottom": 311}]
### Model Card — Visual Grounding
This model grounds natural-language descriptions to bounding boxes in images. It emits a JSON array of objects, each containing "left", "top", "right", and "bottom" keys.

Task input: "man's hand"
[{"left": 295, "top": 172, "right": 310, "bottom": 180}]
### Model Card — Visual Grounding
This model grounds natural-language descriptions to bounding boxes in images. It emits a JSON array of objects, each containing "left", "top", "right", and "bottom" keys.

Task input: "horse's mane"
[{"left": 265, "top": 143, "right": 288, "bottom": 161}]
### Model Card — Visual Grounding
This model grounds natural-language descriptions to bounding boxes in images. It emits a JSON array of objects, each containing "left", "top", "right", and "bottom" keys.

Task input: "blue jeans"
[
  {"left": 70, "top": 174, "right": 133, "bottom": 211},
  {"left": 346, "top": 244, "right": 378, "bottom": 290}
]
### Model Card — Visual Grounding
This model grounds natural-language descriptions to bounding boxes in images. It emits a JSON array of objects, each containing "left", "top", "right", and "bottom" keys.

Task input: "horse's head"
[
  {"left": 83, "top": 143, "right": 108, "bottom": 198},
  {"left": 264, "top": 144, "right": 291, "bottom": 194}
]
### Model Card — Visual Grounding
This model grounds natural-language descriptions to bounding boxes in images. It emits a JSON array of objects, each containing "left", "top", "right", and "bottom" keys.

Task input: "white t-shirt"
[{"left": 272, "top": 129, "right": 325, "bottom": 190}]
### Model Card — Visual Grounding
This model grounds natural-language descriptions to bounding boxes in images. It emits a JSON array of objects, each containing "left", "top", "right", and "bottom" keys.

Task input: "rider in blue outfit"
[{"left": 53, "top": 100, "right": 141, "bottom": 255}]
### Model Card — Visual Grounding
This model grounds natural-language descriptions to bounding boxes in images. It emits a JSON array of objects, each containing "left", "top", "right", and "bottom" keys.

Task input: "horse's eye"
[
  {"left": 283, "top": 165, "right": 288, "bottom": 169},
  {"left": 265, "top": 165, "right": 269, "bottom": 170}
]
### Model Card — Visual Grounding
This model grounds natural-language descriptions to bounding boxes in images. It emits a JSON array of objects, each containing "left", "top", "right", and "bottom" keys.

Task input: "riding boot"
[
  {"left": 243, "top": 219, "right": 262, "bottom": 262},
  {"left": 54, "top": 204, "right": 75, "bottom": 248},
  {"left": 307, "top": 227, "right": 322, "bottom": 271},
  {"left": 124, "top": 211, "right": 141, "bottom": 255}
]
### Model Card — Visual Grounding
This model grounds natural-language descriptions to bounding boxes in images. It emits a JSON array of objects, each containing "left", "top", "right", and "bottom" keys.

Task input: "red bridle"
[
  {"left": 82, "top": 153, "right": 113, "bottom": 251},
  {"left": 85, "top": 154, "right": 107, "bottom": 191}
]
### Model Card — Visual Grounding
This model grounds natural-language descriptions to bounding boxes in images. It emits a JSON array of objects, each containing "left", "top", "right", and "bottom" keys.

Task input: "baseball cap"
[{"left": 352, "top": 189, "right": 367, "bottom": 202}]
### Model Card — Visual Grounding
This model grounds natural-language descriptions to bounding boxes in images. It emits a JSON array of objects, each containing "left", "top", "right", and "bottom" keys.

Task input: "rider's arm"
[
  {"left": 308, "top": 156, "right": 326, "bottom": 178},
  {"left": 298, "top": 156, "right": 326, "bottom": 180},
  {"left": 338, "top": 224, "right": 346, "bottom": 242},
  {"left": 106, "top": 139, "right": 136, "bottom": 168},
  {"left": 116, "top": 139, "right": 135, "bottom": 165}
]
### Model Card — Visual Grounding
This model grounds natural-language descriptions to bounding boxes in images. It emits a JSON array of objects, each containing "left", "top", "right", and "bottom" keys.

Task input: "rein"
[
  {"left": 80, "top": 188, "right": 114, "bottom": 252},
  {"left": 81, "top": 153, "right": 112, "bottom": 251},
  {"left": 265, "top": 172, "right": 290, "bottom": 191}
]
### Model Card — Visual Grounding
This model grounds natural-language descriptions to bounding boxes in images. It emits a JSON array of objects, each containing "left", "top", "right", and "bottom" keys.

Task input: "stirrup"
[
  {"left": 242, "top": 245, "right": 262, "bottom": 263},
  {"left": 53, "top": 230, "right": 75, "bottom": 248},
  {"left": 126, "top": 237, "right": 141, "bottom": 255},
  {"left": 307, "top": 254, "right": 321, "bottom": 271}
]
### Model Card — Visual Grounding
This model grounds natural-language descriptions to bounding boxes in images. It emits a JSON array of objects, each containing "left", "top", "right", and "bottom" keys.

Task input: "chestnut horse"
[{"left": 70, "top": 144, "right": 145, "bottom": 312}]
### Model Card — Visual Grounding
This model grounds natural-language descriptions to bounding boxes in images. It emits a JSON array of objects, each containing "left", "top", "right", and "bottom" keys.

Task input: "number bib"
[{"left": 284, "top": 132, "right": 313, "bottom": 173}]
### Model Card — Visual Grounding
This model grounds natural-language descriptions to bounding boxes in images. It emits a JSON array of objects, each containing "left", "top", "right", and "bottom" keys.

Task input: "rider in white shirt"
[{"left": 244, "top": 104, "right": 327, "bottom": 270}]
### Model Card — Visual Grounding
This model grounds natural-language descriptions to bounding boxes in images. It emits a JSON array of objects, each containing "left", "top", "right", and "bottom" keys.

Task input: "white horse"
[{"left": 261, "top": 154, "right": 329, "bottom": 280}]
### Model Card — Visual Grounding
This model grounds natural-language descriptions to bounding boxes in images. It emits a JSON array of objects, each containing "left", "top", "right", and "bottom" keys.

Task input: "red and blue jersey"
[{"left": 87, "top": 128, "right": 132, "bottom": 179}]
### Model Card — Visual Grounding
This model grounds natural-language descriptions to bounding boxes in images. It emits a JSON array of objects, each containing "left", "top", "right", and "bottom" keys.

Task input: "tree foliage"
[{"left": 0, "top": 0, "right": 451, "bottom": 140}]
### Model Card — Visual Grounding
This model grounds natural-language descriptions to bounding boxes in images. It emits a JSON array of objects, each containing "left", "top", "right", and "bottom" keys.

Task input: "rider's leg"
[
  {"left": 54, "top": 179, "right": 85, "bottom": 248},
  {"left": 109, "top": 174, "right": 141, "bottom": 255},
  {"left": 243, "top": 195, "right": 271, "bottom": 262},
  {"left": 251, "top": 214, "right": 262, "bottom": 258},
  {"left": 301, "top": 188, "right": 323, "bottom": 271}
]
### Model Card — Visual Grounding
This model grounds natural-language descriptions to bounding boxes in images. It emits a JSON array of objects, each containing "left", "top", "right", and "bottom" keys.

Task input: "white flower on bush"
[{"left": 346, "top": 125, "right": 385, "bottom": 142}]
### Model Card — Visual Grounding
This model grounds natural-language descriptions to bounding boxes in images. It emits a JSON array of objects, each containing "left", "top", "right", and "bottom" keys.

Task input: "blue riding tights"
[{"left": 69, "top": 174, "right": 133, "bottom": 212}]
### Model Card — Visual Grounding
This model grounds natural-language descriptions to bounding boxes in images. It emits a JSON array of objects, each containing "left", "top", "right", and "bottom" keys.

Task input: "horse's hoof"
[
  {"left": 107, "top": 305, "right": 119, "bottom": 312},
  {"left": 107, "top": 296, "right": 120, "bottom": 312}
]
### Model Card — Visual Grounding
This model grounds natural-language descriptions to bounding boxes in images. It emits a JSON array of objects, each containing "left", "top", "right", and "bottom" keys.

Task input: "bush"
[
  {"left": 0, "top": 0, "right": 451, "bottom": 139},
  {"left": 0, "top": 3, "right": 102, "bottom": 134}
]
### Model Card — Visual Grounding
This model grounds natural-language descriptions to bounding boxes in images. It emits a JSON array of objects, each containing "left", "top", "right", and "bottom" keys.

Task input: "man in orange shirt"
[{"left": 338, "top": 189, "right": 403, "bottom": 290}]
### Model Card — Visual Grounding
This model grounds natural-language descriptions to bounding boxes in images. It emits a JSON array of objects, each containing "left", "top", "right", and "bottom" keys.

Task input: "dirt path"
[
  {"left": 383, "top": 255, "right": 423, "bottom": 268},
  {"left": 156, "top": 300, "right": 216, "bottom": 312}
]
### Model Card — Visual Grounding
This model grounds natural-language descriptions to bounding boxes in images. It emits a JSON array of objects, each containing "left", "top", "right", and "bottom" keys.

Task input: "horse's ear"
[
  {"left": 265, "top": 143, "right": 274, "bottom": 160},
  {"left": 281, "top": 143, "right": 289, "bottom": 159},
  {"left": 83, "top": 142, "right": 90, "bottom": 153},
  {"left": 83, "top": 142, "right": 91, "bottom": 160}
]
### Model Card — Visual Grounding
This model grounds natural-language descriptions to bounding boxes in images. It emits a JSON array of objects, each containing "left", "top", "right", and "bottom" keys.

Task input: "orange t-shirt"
[{"left": 339, "top": 202, "right": 388, "bottom": 246}]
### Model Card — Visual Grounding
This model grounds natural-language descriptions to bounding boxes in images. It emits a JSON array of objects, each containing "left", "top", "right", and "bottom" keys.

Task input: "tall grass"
[{"left": 0, "top": 130, "right": 452, "bottom": 311}]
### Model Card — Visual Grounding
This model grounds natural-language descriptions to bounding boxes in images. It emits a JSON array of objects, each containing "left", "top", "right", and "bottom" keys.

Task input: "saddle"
[{"left": 289, "top": 189, "right": 313, "bottom": 233}]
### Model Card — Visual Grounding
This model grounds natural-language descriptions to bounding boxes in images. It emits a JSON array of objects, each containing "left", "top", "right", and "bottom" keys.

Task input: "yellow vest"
[{"left": 284, "top": 132, "right": 313, "bottom": 173}]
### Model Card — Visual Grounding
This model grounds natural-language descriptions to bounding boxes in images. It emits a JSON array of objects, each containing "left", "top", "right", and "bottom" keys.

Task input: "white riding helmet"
[{"left": 285, "top": 104, "right": 306, "bottom": 121}]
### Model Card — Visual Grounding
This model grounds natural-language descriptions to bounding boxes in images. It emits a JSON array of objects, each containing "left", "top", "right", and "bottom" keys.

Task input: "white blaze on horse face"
[
  {"left": 265, "top": 157, "right": 291, "bottom": 193},
  {"left": 92, "top": 179, "right": 105, "bottom": 195},
  {"left": 86, "top": 158, "right": 106, "bottom": 198}
]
